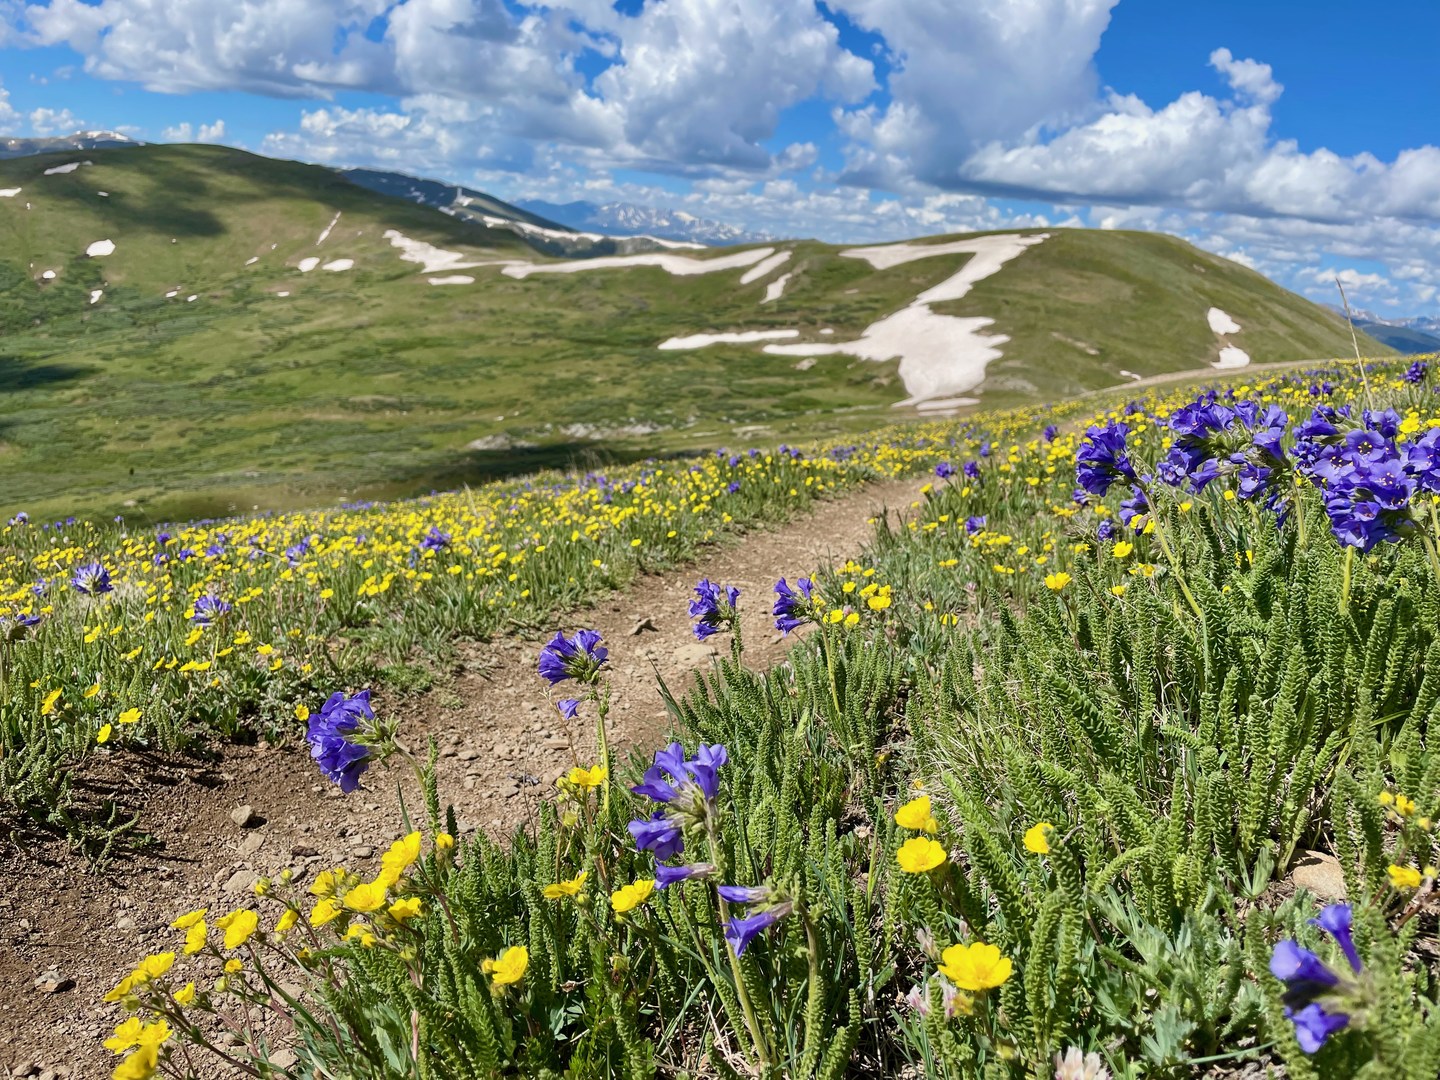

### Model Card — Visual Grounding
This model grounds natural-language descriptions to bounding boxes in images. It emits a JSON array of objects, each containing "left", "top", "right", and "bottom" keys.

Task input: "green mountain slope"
[{"left": 0, "top": 143, "right": 1388, "bottom": 521}]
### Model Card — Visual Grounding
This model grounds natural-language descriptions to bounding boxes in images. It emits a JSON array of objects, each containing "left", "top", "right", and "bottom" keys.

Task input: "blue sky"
[{"left": 2, "top": 0, "right": 1437, "bottom": 314}]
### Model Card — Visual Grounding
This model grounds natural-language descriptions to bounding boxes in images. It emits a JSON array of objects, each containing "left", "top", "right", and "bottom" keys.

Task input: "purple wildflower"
[
  {"left": 655, "top": 862, "right": 716, "bottom": 889},
  {"left": 70, "top": 562, "right": 113, "bottom": 596},
  {"left": 1075, "top": 421, "right": 1136, "bottom": 496},
  {"left": 723, "top": 901, "right": 795, "bottom": 957},
  {"left": 189, "top": 595, "right": 232, "bottom": 625},
  {"left": 537, "top": 629, "right": 609, "bottom": 685},
  {"left": 689, "top": 579, "right": 740, "bottom": 641},
  {"left": 773, "top": 577, "right": 815, "bottom": 634},
  {"left": 305, "top": 691, "right": 374, "bottom": 793}
]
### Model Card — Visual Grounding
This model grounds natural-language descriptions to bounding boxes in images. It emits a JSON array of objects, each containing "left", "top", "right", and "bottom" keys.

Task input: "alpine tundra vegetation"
[{"left": 4, "top": 355, "right": 1439, "bottom": 1078}]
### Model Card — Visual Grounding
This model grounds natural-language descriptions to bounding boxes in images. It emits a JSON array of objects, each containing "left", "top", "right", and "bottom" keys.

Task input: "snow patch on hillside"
[
  {"left": 0, "top": 188, "right": 20, "bottom": 197},
  {"left": 659, "top": 330, "right": 800, "bottom": 350},
  {"left": 1207, "top": 307, "right": 1242, "bottom": 335},
  {"left": 761, "top": 234, "right": 1050, "bottom": 404},
  {"left": 245, "top": 256, "right": 259, "bottom": 266},
  {"left": 502, "top": 247, "right": 774, "bottom": 280},
  {"left": 89, "top": 290, "right": 103, "bottom": 305},
  {"left": 297, "top": 257, "right": 320, "bottom": 273},
  {"left": 322, "top": 259, "right": 354, "bottom": 272},
  {"left": 316, "top": 212, "right": 341, "bottom": 246},
  {"left": 85, "top": 239, "right": 115, "bottom": 257},
  {"left": 1215, "top": 346, "right": 1251, "bottom": 369},
  {"left": 739, "top": 250, "right": 791, "bottom": 285},
  {"left": 383, "top": 229, "right": 495, "bottom": 275},
  {"left": 428, "top": 275, "right": 475, "bottom": 285},
  {"left": 763, "top": 274, "right": 791, "bottom": 304},
  {"left": 43, "top": 161, "right": 89, "bottom": 175}
]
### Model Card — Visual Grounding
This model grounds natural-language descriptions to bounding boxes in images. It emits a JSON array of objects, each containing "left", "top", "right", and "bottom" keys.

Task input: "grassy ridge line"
[{"left": 0, "top": 145, "right": 1389, "bottom": 518}]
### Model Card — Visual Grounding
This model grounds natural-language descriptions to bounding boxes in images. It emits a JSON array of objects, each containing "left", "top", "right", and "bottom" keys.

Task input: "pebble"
[
  {"left": 11, "top": 1063, "right": 37, "bottom": 1077},
  {"left": 351, "top": 845, "right": 374, "bottom": 859},
  {"left": 457, "top": 749, "right": 479, "bottom": 762},
  {"left": 223, "top": 869, "right": 258, "bottom": 894},
  {"left": 269, "top": 1049, "right": 298, "bottom": 1069},
  {"left": 290, "top": 843, "right": 320, "bottom": 858},
  {"left": 238, "top": 833, "right": 265, "bottom": 857},
  {"left": 230, "top": 804, "right": 259, "bottom": 828},
  {"left": 33, "top": 969, "right": 73, "bottom": 994}
]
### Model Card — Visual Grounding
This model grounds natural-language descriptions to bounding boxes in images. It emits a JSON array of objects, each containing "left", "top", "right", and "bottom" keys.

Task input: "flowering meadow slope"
[{"left": 14, "top": 354, "right": 1440, "bottom": 1078}]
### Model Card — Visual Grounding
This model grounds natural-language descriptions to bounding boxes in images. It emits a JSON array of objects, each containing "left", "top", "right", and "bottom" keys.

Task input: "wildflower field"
[{"left": 8, "top": 355, "right": 1440, "bottom": 1078}]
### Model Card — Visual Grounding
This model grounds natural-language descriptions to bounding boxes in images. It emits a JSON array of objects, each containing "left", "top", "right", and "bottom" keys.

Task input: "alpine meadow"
[{"left": 2, "top": 4, "right": 1440, "bottom": 1080}]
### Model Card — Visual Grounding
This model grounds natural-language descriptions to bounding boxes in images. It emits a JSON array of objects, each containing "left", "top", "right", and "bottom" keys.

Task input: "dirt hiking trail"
[{"left": 2, "top": 476, "right": 922, "bottom": 1071}]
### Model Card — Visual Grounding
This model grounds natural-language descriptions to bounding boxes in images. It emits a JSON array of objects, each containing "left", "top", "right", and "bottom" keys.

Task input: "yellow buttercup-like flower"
[
  {"left": 117, "top": 707, "right": 142, "bottom": 725},
  {"left": 484, "top": 945, "right": 529, "bottom": 986},
  {"left": 610, "top": 879, "right": 656, "bottom": 915},
  {"left": 343, "top": 879, "right": 390, "bottom": 913},
  {"left": 388, "top": 896, "right": 425, "bottom": 921},
  {"left": 543, "top": 871, "right": 588, "bottom": 900},
  {"left": 183, "top": 919, "right": 208, "bottom": 955},
  {"left": 309, "top": 867, "right": 348, "bottom": 898},
  {"left": 894, "top": 796, "right": 938, "bottom": 834},
  {"left": 215, "top": 909, "right": 259, "bottom": 950},
  {"left": 564, "top": 764, "right": 606, "bottom": 790},
  {"left": 938, "top": 942, "right": 1014, "bottom": 992},
  {"left": 173, "top": 982, "right": 196, "bottom": 1006},
  {"left": 1388, "top": 864, "right": 1423, "bottom": 890},
  {"left": 896, "top": 837, "right": 947, "bottom": 873},
  {"left": 1043, "top": 572, "right": 1072, "bottom": 592},
  {"left": 434, "top": 832, "right": 456, "bottom": 852},
  {"left": 310, "top": 898, "right": 343, "bottom": 927},
  {"left": 105, "top": 1017, "right": 145, "bottom": 1054},
  {"left": 378, "top": 831, "right": 423, "bottom": 884},
  {"left": 1023, "top": 822, "right": 1053, "bottom": 855},
  {"left": 275, "top": 909, "right": 299, "bottom": 935}
]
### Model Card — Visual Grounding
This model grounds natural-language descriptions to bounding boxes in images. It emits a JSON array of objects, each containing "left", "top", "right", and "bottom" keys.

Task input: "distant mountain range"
[
  {"left": 516, "top": 199, "right": 773, "bottom": 246},
  {"left": 0, "top": 130, "right": 138, "bottom": 159},
  {"left": 1327, "top": 306, "right": 1440, "bottom": 354},
  {"left": 339, "top": 167, "right": 711, "bottom": 256}
]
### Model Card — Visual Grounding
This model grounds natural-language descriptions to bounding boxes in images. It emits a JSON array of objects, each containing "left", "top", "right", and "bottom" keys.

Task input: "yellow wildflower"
[
  {"left": 484, "top": 945, "right": 528, "bottom": 986},
  {"left": 894, "top": 796, "right": 938, "bottom": 834},
  {"left": 1023, "top": 822, "right": 1053, "bottom": 855},
  {"left": 388, "top": 897, "right": 425, "bottom": 921},
  {"left": 378, "top": 831, "right": 422, "bottom": 883},
  {"left": 183, "top": 919, "right": 207, "bottom": 955},
  {"left": 173, "top": 982, "right": 196, "bottom": 1006},
  {"left": 1388, "top": 864, "right": 1423, "bottom": 890},
  {"left": 40, "top": 688, "right": 62, "bottom": 715},
  {"left": 117, "top": 707, "right": 141, "bottom": 725},
  {"left": 343, "top": 879, "right": 390, "bottom": 913},
  {"left": 938, "top": 942, "right": 1014, "bottom": 992},
  {"left": 1043, "top": 572, "right": 1071, "bottom": 591},
  {"left": 215, "top": 909, "right": 259, "bottom": 950},
  {"left": 97, "top": 723, "right": 113, "bottom": 744},
  {"left": 309, "top": 898, "right": 343, "bottom": 927},
  {"left": 610, "top": 879, "right": 656, "bottom": 915},
  {"left": 543, "top": 871, "right": 588, "bottom": 900},
  {"left": 564, "top": 764, "right": 606, "bottom": 790},
  {"left": 896, "top": 837, "right": 947, "bottom": 873},
  {"left": 275, "top": 909, "right": 299, "bottom": 935}
]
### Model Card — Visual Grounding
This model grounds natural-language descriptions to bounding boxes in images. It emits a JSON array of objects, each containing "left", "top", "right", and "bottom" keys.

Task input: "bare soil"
[{"left": 0, "top": 477, "right": 920, "bottom": 1073}]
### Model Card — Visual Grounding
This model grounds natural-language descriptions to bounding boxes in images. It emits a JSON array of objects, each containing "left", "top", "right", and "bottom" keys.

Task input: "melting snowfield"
[
  {"left": 658, "top": 330, "right": 800, "bottom": 351},
  {"left": 1207, "top": 307, "right": 1242, "bottom": 335},
  {"left": 89, "top": 290, "right": 103, "bottom": 305},
  {"left": 1215, "top": 346, "right": 1251, "bottom": 369},
  {"left": 321, "top": 259, "right": 354, "bottom": 272},
  {"left": 739, "top": 250, "right": 791, "bottom": 285},
  {"left": 759, "top": 234, "right": 1050, "bottom": 405},
  {"left": 85, "top": 239, "right": 115, "bottom": 258},
  {"left": 316, "top": 212, "right": 342, "bottom": 246},
  {"left": 1207, "top": 306, "right": 1250, "bottom": 368},
  {"left": 43, "top": 161, "right": 89, "bottom": 175},
  {"left": 502, "top": 247, "right": 775, "bottom": 280},
  {"left": 428, "top": 275, "right": 476, "bottom": 285},
  {"left": 383, "top": 229, "right": 499, "bottom": 275},
  {"left": 297, "top": 257, "right": 320, "bottom": 273},
  {"left": 0, "top": 188, "right": 20, "bottom": 198},
  {"left": 763, "top": 274, "right": 791, "bottom": 304}
]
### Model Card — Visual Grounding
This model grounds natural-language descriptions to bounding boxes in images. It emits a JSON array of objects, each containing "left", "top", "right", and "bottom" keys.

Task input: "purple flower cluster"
[
  {"left": 189, "top": 595, "right": 232, "bottom": 626},
  {"left": 537, "top": 629, "right": 609, "bottom": 685},
  {"left": 1075, "top": 422, "right": 1136, "bottom": 496},
  {"left": 719, "top": 884, "right": 794, "bottom": 956},
  {"left": 305, "top": 691, "right": 374, "bottom": 793},
  {"left": 689, "top": 579, "right": 740, "bottom": 641},
  {"left": 1269, "top": 904, "right": 1361, "bottom": 1053},
  {"left": 419, "top": 526, "right": 450, "bottom": 551},
  {"left": 773, "top": 577, "right": 815, "bottom": 634},
  {"left": 627, "top": 741, "right": 728, "bottom": 863},
  {"left": 934, "top": 461, "right": 956, "bottom": 479},
  {"left": 1298, "top": 406, "right": 1439, "bottom": 550},
  {"left": 70, "top": 562, "right": 113, "bottom": 596},
  {"left": 1404, "top": 359, "right": 1428, "bottom": 384}
]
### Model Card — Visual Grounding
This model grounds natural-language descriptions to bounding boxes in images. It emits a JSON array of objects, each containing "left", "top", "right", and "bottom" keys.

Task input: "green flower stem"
[{"left": 704, "top": 818, "right": 772, "bottom": 1070}]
